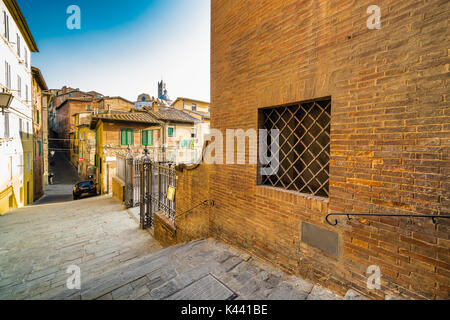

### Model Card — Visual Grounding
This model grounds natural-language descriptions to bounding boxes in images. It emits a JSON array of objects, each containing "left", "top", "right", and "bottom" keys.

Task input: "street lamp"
[{"left": 0, "top": 92, "right": 13, "bottom": 114}]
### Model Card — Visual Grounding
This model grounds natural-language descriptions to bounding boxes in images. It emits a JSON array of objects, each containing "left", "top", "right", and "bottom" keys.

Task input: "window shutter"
[
  {"left": 150, "top": 130, "right": 154, "bottom": 146},
  {"left": 120, "top": 129, "right": 125, "bottom": 145},
  {"left": 142, "top": 130, "right": 147, "bottom": 146},
  {"left": 128, "top": 129, "right": 134, "bottom": 146}
]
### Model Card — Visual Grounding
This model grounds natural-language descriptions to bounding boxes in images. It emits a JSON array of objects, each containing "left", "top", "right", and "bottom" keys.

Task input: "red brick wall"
[{"left": 211, "top": 0, "right": 449, "bottom": 299}]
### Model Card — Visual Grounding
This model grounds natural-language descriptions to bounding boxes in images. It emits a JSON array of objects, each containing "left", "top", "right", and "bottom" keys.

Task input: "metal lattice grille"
[{"left": 260, "top": 99, "right": 331, "bottom": 198}]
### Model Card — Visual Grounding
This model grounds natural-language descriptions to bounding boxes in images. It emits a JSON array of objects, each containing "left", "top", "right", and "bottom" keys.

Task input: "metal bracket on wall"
[
  {"left": 176, "top": 199, "right": 216, "bottom": 224},
  {"left": 325, "top": 213, "right": 450, "bottom": 226}
]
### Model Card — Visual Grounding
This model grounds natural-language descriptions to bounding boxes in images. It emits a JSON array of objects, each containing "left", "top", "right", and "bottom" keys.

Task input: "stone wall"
[
  {"left": 112, "top": 176, "right": 125, "bottom": 203},
  {"left": 210, "top": 0, "right": 449, "bottom": 300}
]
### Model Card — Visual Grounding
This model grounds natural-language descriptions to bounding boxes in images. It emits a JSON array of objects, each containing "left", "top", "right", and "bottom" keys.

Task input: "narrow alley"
[{"left": 34, "top": 139, "right": 81, "bottom": 205}]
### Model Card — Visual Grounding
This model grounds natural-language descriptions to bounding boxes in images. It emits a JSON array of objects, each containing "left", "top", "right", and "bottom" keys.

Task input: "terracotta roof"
[
  {"left": 187, "top": 109, "right": 210, "bottom": 120},
  {"left": 173, "top": 97, "right": 210, "bottom": 105},
  {"left": 91, "top": 112, "right": 163, "bottom": 128},
  {"left": 144, "top": 106, "right": 198, "bottom": 123}
]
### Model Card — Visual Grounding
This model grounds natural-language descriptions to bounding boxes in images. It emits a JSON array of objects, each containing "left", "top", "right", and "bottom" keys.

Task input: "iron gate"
[
  {"left": 124, "top": 153, "right": 143, "bottom": 208},
  {"left": 140, "top": 153, "right": 177, "bottom": 230}
]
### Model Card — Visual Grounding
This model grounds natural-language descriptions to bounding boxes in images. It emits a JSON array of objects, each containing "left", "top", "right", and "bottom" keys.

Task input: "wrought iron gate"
[
  {"left": 140, "top": 152, "right": 177, "bottom": 230},
  {"left": 124, "top": 152, "right": 142, "bottom": 209}
]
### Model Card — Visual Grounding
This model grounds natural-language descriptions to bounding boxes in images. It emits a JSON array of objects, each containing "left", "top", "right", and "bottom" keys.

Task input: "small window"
[
  {"left": 17, "top": 76, "right": 21, "bottom": 97},
  {"left": 5, "top": 61, "right": 11, "bottom": 89},
  {"left": 86, "top": 105, "right": 91, "bottom": 111},
  {"left": 4, "top": 112, "right": 10, "bottom": 138},
  {"left": 120, "top": 129, "right": 134, "bottom": 146},
  {"left": 259, "top": 98, "right": 331, "bottom": 198},
  {"left": 192, "top": 103, "right": 197, "bottom": 112},
  {"left": 38, "top": 141, "right": 42, "bottom": 156},
  {"left": 36, "top": 110, "right": 39, "bottom": 124},
  {"left": 168, "top": 127, "right": 174, "bottom": 137},
  {"left": 16, "top": 34, "right": 20, "bottom": 56},
  {"left": 3, "top": 11, "right": 9, "bottom": 41},
  {"left": 142, "top": 130, "right": 154, "bottom": 146},
  {"left": 191, "top": 128, "right": 197, "bottom": 139}
]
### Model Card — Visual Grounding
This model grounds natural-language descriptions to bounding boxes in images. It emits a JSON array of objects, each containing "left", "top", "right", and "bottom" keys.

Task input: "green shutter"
[
  {"left": 38, "top": 141, "right": 42, "bottom": 156},
  {"left": 168, "top": 127, "right": 174, "bottom": 137},
  {"left": 150, "top": 130, "right": 154, "bottom": 146},
  {"left": 36, "top": 110, "right": 39, "bottom": 124},
  {"left": 142, "top": 130, "right": 148, "bottom": 146},
  {"left": 128, "top": 129, "right": 134, "bottom": 145},
  {"left": 120, "top": 129, "right": 126, "bottom": 145}
]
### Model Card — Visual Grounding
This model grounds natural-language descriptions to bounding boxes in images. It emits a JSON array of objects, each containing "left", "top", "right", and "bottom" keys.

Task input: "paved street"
[
  {"left": 0, "top": 195, "right": 343, "bottom": 300},
  {"left": 52, "top": 238, "right": 344, "bottom": 301},
  {"left": 34, "top": 141, "right": 82, "bottom": 205},
  {"left": 0, "top": 196, "right": 162, "bottom": 300}
]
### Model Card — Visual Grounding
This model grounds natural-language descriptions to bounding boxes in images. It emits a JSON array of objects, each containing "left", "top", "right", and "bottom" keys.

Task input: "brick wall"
[{"left": 210, "top": 0, "right": 449, "bottom": 299}]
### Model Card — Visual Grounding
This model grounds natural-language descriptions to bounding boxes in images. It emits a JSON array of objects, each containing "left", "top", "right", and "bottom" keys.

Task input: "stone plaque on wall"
[{"left": 301, "top": 222, "right": 339, "bottom": 257}]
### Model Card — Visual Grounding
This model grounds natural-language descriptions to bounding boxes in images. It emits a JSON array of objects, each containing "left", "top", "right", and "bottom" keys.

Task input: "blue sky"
[{"left": 18, "top": 0, "right": 210, "bottom": 102}]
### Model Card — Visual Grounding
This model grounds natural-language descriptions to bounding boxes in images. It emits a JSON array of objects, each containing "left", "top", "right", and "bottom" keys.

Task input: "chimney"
[
  {"left": 153, "top": 99, "right": 159, "bottom": 113},
  {"left": 62, "top": 86, "right": 67, "bottom": 94}
]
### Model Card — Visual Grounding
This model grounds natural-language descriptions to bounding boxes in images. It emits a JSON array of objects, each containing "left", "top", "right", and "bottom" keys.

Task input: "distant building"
[
  {"left": 90, "top": 112, "right": 162, "bottom": 195},
  {"left": 31, "top": 66, "right": 49, "bottom": 202}
]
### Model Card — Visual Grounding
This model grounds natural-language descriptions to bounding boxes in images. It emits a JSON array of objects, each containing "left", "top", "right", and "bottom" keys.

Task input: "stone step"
[{"left": 49, "top": 239, "right": 202, "bottom": 300}]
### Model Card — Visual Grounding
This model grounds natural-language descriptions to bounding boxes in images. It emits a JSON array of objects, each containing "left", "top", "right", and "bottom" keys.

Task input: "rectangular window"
[
  {"left": 192, "top": 103, "right": 197, "bottom": 112},
  {"left": 26, "top": 84, "right": 28, "bottom": 102},
  {"left": 19, "top": 118, "right": 22, "bottom": 138},
  {"left": 4, "top": 112, "right": 10, "bottom": 138},
  {"left": 5, "top": 61, "right": 11, "bottom": 89},
  {"left": 38, "top": 141, "right": 42, "bottom": 156},
  {"left": 17, "top": 75, "right": 21, "bottom": 97},
  {"left": 26, "top": 121, "right": 29, "bottom": 138},
  {"left": 3, "top": 11, "right": 9, "bottom": 41},
  {"left": 259, "top": 98, "right": 331, "bottom": 198},
  {"left": 24, "top": 48, "right": 28, "bottom": 68},
  {"left": 168, "top": 127, "right": 174, "bottom": 138},
  {"left": 120, "top": 128, "right": 133, "bottom": 146},
  {"left": 36, "top": 110, "right": 39, "bottom": 124},
  {"left": 27, "top": 153, "right": 30, "bottom": 171},
  {"left": 142, "top": 130, "right": 154, "bottom": 146},
  {"left": 16, "top": 33, "right": 20, "bottom": 56}
]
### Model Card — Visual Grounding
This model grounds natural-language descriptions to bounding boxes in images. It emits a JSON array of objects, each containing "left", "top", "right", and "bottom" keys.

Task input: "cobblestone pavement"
[
  {"left": 1, "top": 194, "right": 344, "bottom": 301},
  {"left": 0, "top": 196, "right": 162, "bottom": 300},
  {"left": 51, "top": 238, "right": 344, "bottom": 301}
]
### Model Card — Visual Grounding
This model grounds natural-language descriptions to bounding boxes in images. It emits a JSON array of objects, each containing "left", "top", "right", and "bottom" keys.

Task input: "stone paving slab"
[
  {"left": 48, "top": 238, "right": 345, "bottom": 301},
  {"left": 0, "top": 193, "right": 348, "bottom": 301},
  {"left": 0, "top": 196, "right": 162, "bottom": 300}
]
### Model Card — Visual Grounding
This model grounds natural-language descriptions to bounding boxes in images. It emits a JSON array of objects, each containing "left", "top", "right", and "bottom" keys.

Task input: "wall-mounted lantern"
[{"left": 0, "top": 92, "right": 13, "bottom": 114}]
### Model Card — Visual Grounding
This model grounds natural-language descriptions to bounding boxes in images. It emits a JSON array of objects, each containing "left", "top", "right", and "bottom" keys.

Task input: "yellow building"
[
  {"left": 31, "top": 67, "right": 48, "bottom": 202},
  {"left": 21, "top": 121, "right": 34, "bottom": 206},
  {"left": 72, "top": 112, "right": 96, "bottom": 180}
]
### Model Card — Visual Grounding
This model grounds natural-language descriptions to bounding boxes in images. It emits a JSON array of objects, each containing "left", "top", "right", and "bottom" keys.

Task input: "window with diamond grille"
[{"left": 259, "top": 98, "right": 331, "bottom": 198}]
